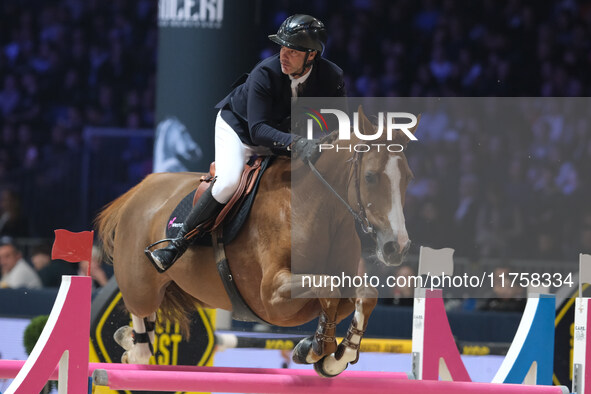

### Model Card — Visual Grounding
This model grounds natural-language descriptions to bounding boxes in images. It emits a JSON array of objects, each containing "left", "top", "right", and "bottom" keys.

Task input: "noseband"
[{"left": 305, "top": 151, "right": 377, "bottom": 239}]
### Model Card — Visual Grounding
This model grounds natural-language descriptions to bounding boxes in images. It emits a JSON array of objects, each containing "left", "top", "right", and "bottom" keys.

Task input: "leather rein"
[{"left": 305, "top": 151, "right": 377, "bottom": 239}]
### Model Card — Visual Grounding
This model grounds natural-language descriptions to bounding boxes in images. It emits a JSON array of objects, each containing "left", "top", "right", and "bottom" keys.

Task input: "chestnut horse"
[{"left": 96, "top": 108, "right": 416, "bottom": 377}]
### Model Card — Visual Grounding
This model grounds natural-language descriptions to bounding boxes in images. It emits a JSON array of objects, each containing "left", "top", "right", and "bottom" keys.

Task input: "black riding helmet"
[
  {"left": 269, "top": 14, "right": 327, "bottom": 77},
  {"left": 268, "top": 14, "right": 328, "bottom": 53}
]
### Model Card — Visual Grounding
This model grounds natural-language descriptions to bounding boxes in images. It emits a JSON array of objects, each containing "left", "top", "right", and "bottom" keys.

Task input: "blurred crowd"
[
  {"left": 262, "top": 0, "right": 591, "bottom": 97},
  {"left": 405, "top": 99, "right": 591, "bottom": 262},
  {"left": 0, "top": 0, "right": 156, "bottom": 237},
  {"left": 1, "top": 0, "right": 591, "bottom": 288}
]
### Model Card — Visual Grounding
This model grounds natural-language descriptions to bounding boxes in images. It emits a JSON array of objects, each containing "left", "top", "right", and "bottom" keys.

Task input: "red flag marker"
[{"left": 52, "top": 230, "right": 94, "bottom": 269}]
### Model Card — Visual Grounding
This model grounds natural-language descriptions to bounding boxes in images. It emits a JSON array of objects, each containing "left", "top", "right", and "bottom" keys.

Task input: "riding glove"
[{"left": 291, "top": 135, "right": 320, "bottom": 163}]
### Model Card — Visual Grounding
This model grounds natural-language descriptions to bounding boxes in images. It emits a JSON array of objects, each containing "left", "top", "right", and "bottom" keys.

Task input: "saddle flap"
[
  {"left": 168, "top": 157, "right": 272, "bottom": 245},
  {"left": 211, "top": 157, "right": 264, "bottom": 230}
]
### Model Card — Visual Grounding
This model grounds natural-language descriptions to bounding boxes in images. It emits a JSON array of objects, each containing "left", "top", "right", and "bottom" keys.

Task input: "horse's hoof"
[
  {"left": 121, "top": 351, "right": 129, "bottom": 364},
  {"left": 292, "top": 336, "right": 314, "bottom": 364},
  {"left": 313, "top": 357, "right": 344, "bottom": 378},
  {"left": 114, "top": 326, "right": 134, "bottom": 351}
]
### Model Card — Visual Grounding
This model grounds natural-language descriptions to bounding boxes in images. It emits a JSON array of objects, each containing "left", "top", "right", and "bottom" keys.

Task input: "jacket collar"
[{"left": 290, "top": 62, "right": 318, "bottom": 97}]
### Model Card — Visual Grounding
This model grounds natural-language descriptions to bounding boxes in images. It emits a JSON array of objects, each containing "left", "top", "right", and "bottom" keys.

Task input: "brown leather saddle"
[{"left": 165, "top": 156, "right": 271, "bottom": 245}]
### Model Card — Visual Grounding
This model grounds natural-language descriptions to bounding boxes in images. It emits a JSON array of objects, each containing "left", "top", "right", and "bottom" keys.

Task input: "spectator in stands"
[
  {"left": 0, "top": 74, "right": 21, "bottom": 117},
  {"left": 0, "top": 188, "right": 27, "bottom": 237},
  {"left": 78, "top": 245, "right": 111, "bottom": 288},
  {"left": 531, "top": 230, "right": 564, "bottom": 261},
  {"left": 30, "top": 244, "right": 51, "bottom": 272},
  {"left": 452, "top": 174, "right": 479, "bottom": 259},
  {"left": 479, "top": 266, "right": 526, "bottom": 313},
  {"left": 578, "top": 227, "right": 591, "bottom": 255},
  {"left": 475, "top": 184, "right": 524, "bottom": 258},
  {"left": 31, "top": 243, "right": 78, "bottom": 288},
  {"left": 0, "top": 236, "right": 41, "bottom": 289},
  {"left": 410, "top": 199, "right": 451, "bottom": 249},
  {"left": 381, "top": 265, "right": 416, "bottom": 307}
]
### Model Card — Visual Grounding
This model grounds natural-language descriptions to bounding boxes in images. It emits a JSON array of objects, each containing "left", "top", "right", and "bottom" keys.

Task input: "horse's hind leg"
[
  {"left": 114, "top": 313, "right": 157, "bottom": 364},
  {"left": 112, "top": 242, "right": 166, "bottom": 364}
]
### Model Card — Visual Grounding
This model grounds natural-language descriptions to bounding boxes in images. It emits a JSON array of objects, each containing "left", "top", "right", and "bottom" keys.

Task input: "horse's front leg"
[
  {"left": 292, "top": 297, "right": 340, "bottom": 365},
  {"left": 264, "top": 270, "right": 353, "bottom": 372},
  {"left": 316, "top": 287, "right": 378, "bottom": 377}
]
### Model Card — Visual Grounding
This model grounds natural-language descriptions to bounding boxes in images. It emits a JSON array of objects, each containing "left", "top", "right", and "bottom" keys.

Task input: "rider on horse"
[{"left": 147, "top": 14, "right": 347, "bottom": 272}]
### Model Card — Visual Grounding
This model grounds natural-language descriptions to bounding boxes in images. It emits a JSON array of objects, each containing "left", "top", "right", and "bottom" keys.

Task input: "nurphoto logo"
[{"left": 305, "top": 109, "right": 418, "bottom": 152}]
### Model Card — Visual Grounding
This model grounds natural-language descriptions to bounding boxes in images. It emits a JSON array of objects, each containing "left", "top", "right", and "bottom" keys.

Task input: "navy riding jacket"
[{"left": 215, "top": 54, "right": 346, "bottom": 152}]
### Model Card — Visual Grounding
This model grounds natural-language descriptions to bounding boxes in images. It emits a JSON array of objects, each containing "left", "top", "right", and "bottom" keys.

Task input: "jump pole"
[
  {"left": 214, "top": 332, "right": 512, "bottom": 355},
  {"left": 91, "top": 367, "right": 570, "bottom": 393},
  {"left": 412, "top": 246, "right": 556, "bottom": 385},
  {"left": 0, "top": 360, "right": 411, "bottom": 380}
]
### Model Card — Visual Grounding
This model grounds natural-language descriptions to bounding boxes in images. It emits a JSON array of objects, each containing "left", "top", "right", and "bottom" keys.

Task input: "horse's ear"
[
  {"left": 410, "top": 113, "right": 421, "bottom": 134},
  {"left": 357, "top": 105, "right": 374, "bottom": 136},
  {"left": 395, "top": 113, "right": 421, "bottom": 148}
]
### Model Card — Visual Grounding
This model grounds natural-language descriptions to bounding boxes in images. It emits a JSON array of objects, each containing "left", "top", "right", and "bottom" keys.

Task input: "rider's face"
[{"left": 279, "top": 47, "right": 315, "bottom": 76}]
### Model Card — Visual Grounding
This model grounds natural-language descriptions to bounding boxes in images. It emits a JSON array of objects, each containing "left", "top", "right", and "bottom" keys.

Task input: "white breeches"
[{"left": 211, "top": 111, "right": 271, "bottom": 204}]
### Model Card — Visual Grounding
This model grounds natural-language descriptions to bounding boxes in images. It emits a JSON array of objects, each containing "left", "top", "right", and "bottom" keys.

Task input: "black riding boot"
[{"left": 147, "top": 188, "right": 224, "bottom": 272}]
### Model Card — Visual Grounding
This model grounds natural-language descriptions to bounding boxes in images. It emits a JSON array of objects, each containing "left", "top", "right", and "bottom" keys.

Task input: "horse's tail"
[
  {"left": 160, "top": 283, "right": 195, "bottom": 337},
  {"left": 94, "top": 181, "right": 145, "bottom": 263}
]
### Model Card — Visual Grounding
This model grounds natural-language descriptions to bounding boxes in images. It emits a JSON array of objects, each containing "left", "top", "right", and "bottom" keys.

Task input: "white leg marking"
[
  {"left": 119, "top": 314, "right": 153, "bottom": 364},
  {"left": 147, "top": 312, "right": 156, "bottom": 344},
  {"left": 322, "top": 301, "right": 365, "bottom": 376}
]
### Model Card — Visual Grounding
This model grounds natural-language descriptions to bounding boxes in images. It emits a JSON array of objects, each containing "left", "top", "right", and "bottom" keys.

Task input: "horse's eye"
[{"left": 365, "top": 172, "right": 378, "bottom": 184}]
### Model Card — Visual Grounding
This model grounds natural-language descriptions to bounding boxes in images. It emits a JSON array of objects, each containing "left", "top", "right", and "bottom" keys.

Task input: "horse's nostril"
[
  {"left": 383, "top": 241, "right": 398, "bottom": 256},
  {"left": 401, "top": 240, "right": 411, "bottom": 255}
]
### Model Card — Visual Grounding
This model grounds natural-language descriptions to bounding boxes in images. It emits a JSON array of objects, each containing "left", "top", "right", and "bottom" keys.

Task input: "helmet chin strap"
[{"left": 290, "top": 51, "right": 314, "bottom": 78}]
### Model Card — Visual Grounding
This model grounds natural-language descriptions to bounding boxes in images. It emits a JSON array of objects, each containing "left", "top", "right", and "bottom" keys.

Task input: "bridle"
[{"left": 305, "top": 150, "right": 377, "bottom": 240}]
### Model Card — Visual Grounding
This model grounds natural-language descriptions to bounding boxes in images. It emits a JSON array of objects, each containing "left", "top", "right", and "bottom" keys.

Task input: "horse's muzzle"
[{"left": 382, "top": 239, "right": 411, "bottom": 266}]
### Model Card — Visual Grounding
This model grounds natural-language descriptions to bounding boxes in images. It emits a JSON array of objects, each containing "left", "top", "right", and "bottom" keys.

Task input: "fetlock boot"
[{"left": 146, "top": 188, "right": 224, "bottom": 272}]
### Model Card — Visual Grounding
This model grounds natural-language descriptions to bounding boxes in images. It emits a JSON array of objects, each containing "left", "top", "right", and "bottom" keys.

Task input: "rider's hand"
[{"left": 290, "top": 136, "right": 320, "bottom": 163}]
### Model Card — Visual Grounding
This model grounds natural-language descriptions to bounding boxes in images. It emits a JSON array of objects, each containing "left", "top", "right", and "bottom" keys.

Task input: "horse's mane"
[
  {"left": 316, "top": 128, "right": 358, "bottom": 189},
  {"left": 319, "top": 129, "right": 339, "bottom": 145}
]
